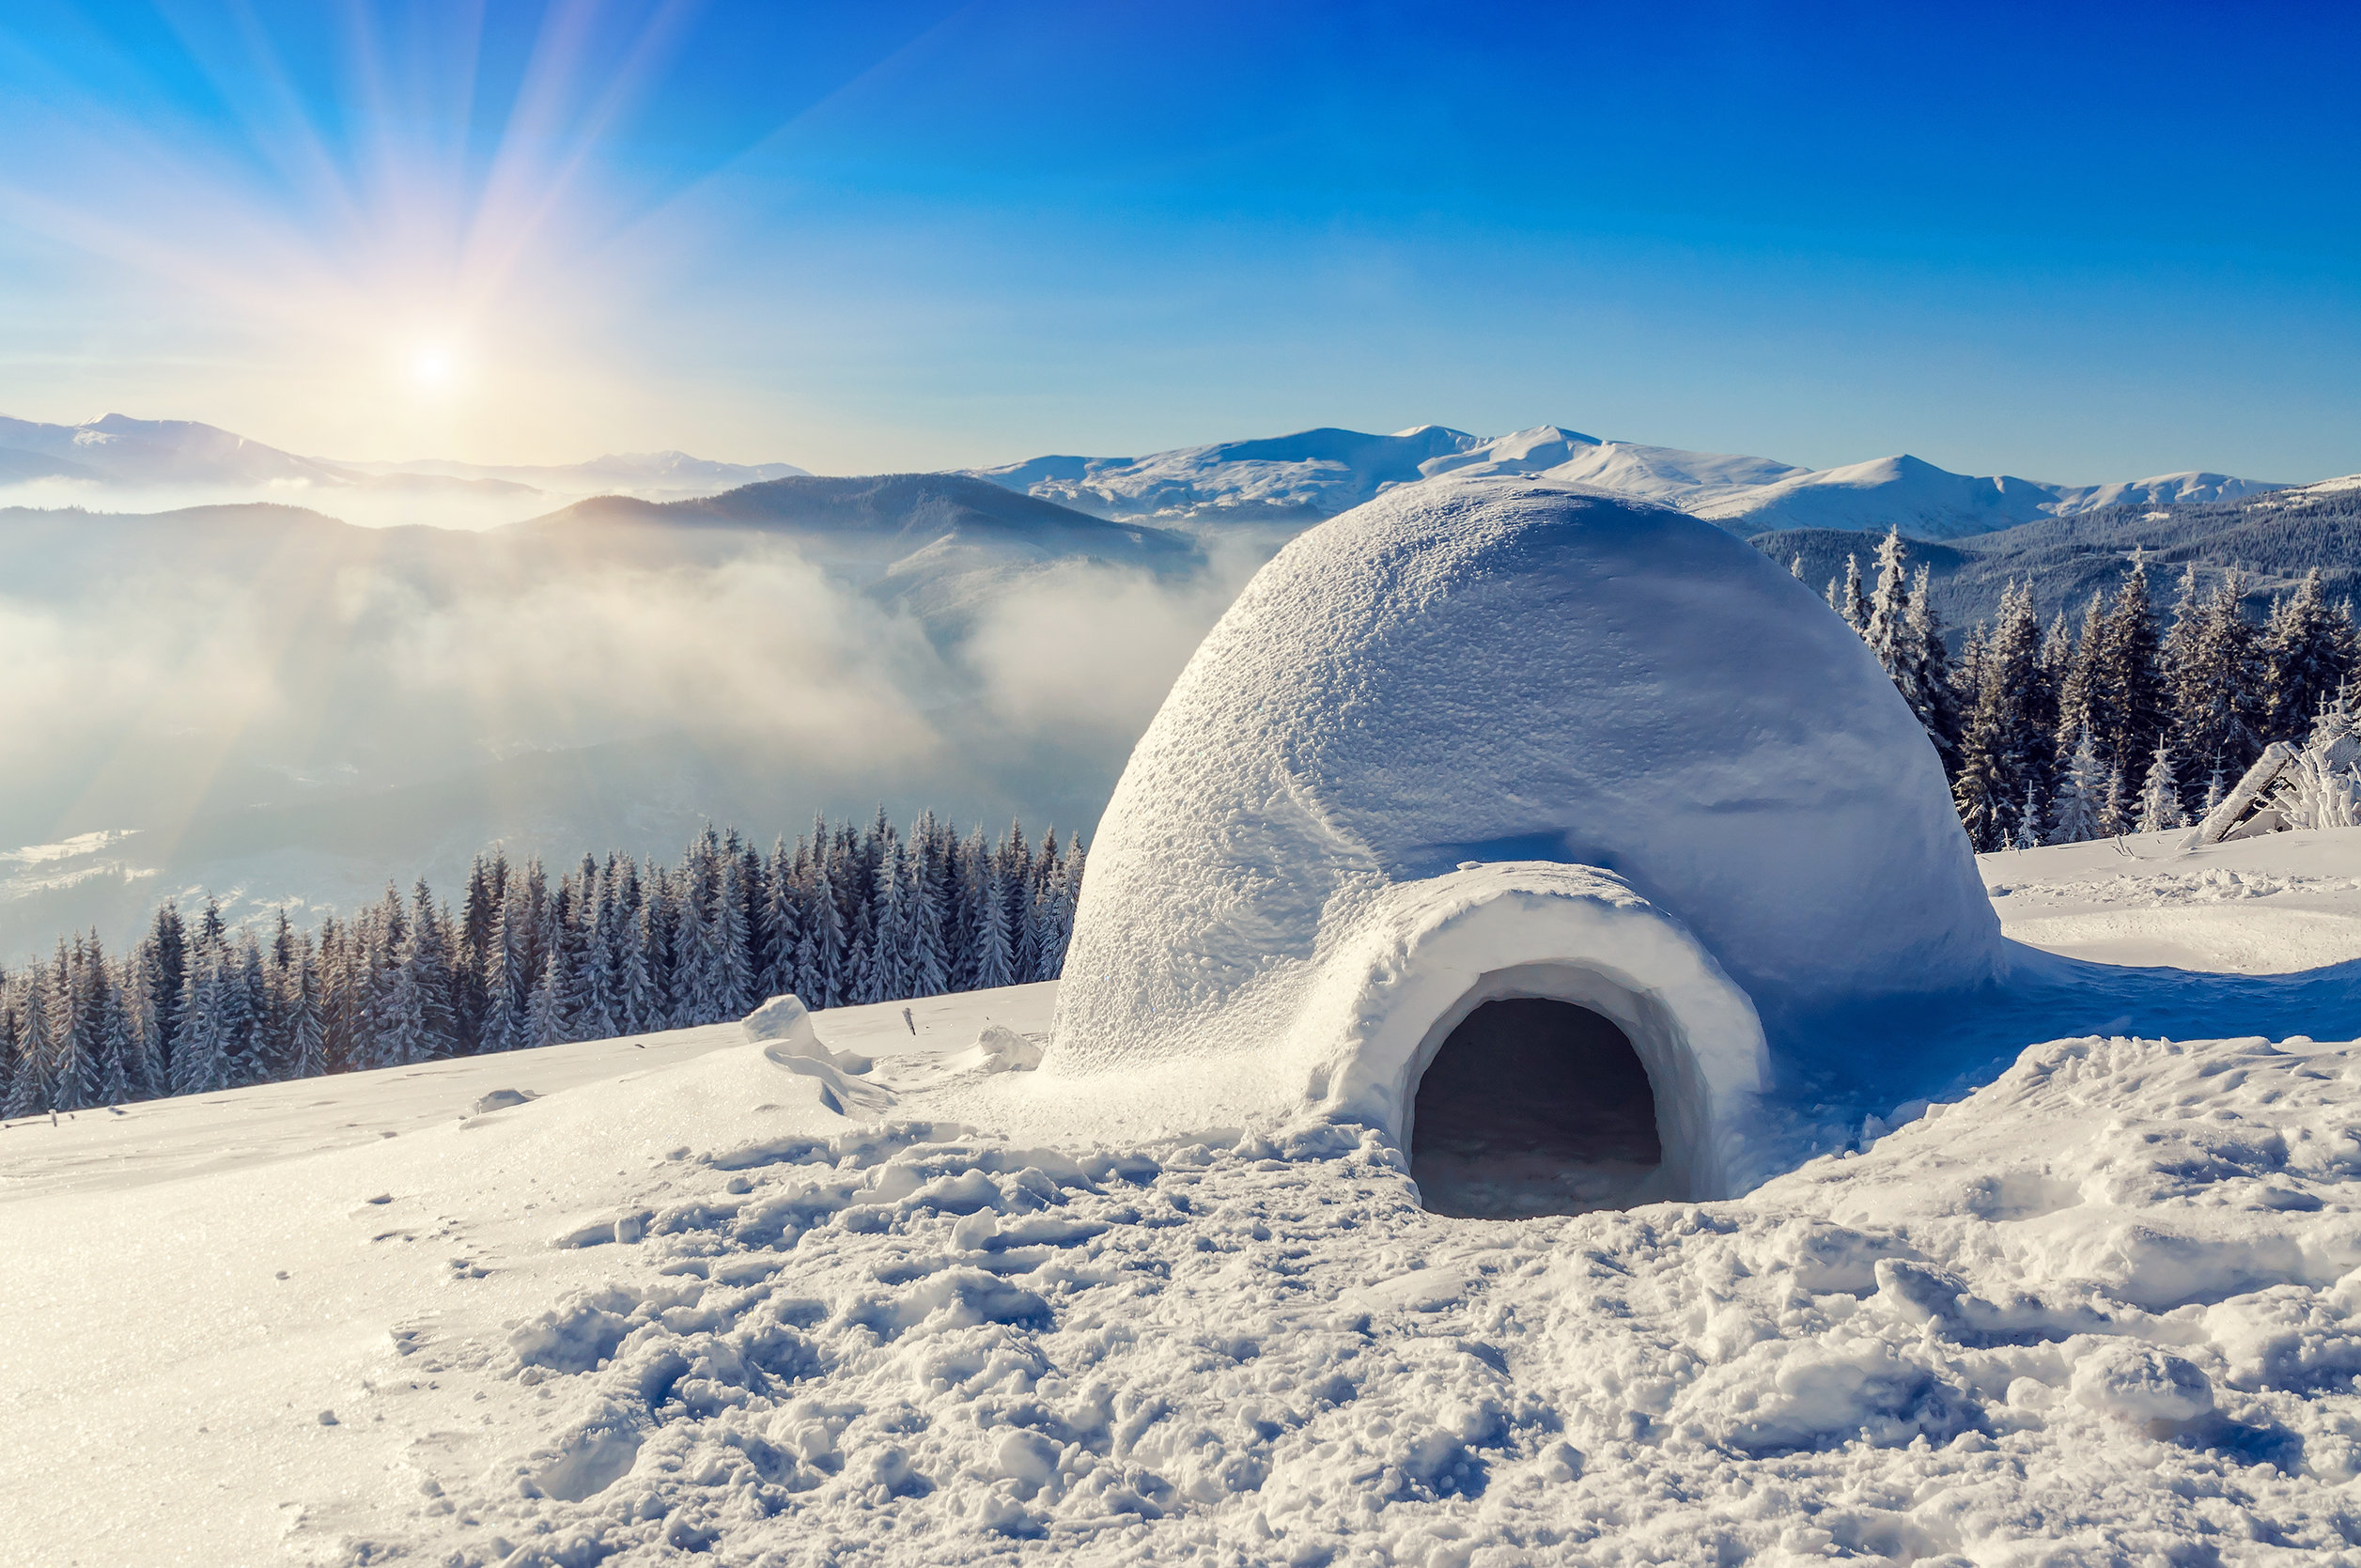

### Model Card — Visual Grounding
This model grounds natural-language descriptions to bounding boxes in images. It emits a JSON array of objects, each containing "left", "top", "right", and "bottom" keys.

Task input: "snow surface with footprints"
[{"left": 10, "top": 838, "right": 2361, "bottom": 1564}]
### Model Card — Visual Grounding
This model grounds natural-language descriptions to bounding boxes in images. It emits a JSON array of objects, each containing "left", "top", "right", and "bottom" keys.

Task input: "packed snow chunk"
[
  {"left": 1049, "top": 478, "right": 1987, "bottom": 1198},
  {"left": 2069, "top": 1341, "right": 2213, "bottom": 1428},
  {"left": 746, "top": 994, "right": 893, "bottom": 1115},
  {"left": 743, "top": 992, "right": 874, "bottom": 1074}
]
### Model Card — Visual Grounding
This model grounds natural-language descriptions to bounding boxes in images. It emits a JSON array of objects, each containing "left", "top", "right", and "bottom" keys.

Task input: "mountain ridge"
[{"left": 968, "top": 423, "right": 2291, "bottom": 541}]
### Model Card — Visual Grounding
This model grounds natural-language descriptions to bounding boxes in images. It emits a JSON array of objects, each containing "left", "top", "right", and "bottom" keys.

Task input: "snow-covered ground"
[
  {"left": 9, "top": 842, "right": 2361, "bottom": 1564},
  {"left": 1986, "top": 825, "right": 2361, "bottom": 975}
]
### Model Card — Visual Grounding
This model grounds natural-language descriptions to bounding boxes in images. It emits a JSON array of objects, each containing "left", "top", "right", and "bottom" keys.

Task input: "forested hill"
[{"left": 1757, "top": 482, "right": 2361, "bottom": 632}]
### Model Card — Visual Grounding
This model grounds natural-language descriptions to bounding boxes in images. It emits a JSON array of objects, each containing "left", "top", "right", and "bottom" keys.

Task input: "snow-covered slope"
[
  {"left": 974, "top": 426, "right": 2288, "bottom": 541},
  {"left": 7, "top": 831, "right": 2361, "bottom": 1564}
]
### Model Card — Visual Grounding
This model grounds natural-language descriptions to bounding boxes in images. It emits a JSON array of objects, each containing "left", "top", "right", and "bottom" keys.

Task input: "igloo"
[{"left": 1045, "top": 478, "right": 2002, "bottom": 1214}]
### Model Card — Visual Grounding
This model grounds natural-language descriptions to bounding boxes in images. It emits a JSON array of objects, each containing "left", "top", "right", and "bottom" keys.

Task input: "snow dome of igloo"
[{"left": 1045, "top": 477, "right": 2002, "bottom": 1213}]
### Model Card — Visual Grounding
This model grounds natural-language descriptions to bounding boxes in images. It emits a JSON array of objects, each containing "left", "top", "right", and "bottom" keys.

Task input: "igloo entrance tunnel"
[{"left": 1042, "top": 477, "right": 2002, "bottom": 1209}]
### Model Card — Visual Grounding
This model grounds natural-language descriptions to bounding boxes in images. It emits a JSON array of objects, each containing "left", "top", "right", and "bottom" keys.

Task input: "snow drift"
[{"left": 1045, "top": 479, "right": 2001, "bottom": 1201}]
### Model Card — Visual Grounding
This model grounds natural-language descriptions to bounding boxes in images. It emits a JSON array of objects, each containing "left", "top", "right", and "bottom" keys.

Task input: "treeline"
[
  {"left": 0, "top": 814, "right": 1084, "bottom": 1117},
  {"left": 1822, "top": 531, "right": 2360, "bottom": 850}
]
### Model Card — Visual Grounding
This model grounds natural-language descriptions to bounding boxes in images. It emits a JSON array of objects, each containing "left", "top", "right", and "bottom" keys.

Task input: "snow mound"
[{"left": 1046, "top": 479, "right": 1998, "bottom": 1191}]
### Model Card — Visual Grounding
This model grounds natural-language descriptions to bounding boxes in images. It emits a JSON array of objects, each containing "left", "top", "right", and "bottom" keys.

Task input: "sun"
[{"left": 402, "top": 339, "right": 465, "bottom": 395}]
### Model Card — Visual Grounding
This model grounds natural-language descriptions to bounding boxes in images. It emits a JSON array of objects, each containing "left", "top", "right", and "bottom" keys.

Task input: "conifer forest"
[
  {"left": 0, "top": 815, "right": 1083, "bottom": 1116},
  {"left": 1822, "top": 532, "right": 2360, "bottom": 852}
]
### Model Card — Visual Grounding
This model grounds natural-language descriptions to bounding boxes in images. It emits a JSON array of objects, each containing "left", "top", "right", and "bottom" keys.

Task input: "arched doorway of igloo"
[{"left": 1407, "top": 997, "right": 1664, "bottom": 1219}]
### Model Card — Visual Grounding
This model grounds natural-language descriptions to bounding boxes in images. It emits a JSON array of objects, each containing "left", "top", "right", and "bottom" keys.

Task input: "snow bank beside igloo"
[{"left": 1042, "top": 477, "right": 1999, "bottom": 1176}]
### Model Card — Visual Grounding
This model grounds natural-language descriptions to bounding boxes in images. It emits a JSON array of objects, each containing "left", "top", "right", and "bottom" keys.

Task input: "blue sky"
[{"left": 1, "top": 0, "right": 2355, "bottom": 480}]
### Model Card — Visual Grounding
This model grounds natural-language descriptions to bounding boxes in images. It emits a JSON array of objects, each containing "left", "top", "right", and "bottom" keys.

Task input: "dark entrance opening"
[{"left": 1409, "top": 997, "right": 1663, "bottom": 1219}]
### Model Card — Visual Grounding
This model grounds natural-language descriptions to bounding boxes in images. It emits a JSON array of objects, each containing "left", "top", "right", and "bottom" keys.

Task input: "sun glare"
[{"left": 407, "top": 343, "right": 460, "bottom": 393}]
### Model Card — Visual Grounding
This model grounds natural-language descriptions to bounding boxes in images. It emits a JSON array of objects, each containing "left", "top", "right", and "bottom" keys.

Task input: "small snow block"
[
  {"left": 744, "top": 994, "right": 873, "bottom": 1074},
  {"left": 2071, "top": 1342, "right": 2213, "bottom": 1425},
  {"left": 317, "top": 1409, "right": 338, "bottom": 1426},
  {"left": 470, "top": 1088, "right": 535, "bottom": 1114}
]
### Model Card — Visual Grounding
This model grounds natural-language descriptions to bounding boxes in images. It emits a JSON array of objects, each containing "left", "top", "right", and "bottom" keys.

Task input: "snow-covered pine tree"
[
  {"left": 644, "top": 868, "right": 682, "bottom": 1028},
  {"left": 578, "top": 864, "right": 622, "bottom": 1043},
  {"left": 483, "top": 882, "right": 529, "bottom": 1054},
  {"left": 92, "top": 946, "right": 132, "bottom": 1107},
  {"left": 286, "top": 937, "right": 325, "bottom": 1078},
  {"left": 124, "top": 939, "right": 166, "bottom": 1098},
  {"left": 862, "top": 838, "right": 910, "bottom": 1004},
  {"left": 966, "top": 831, "right": 1015, "bottom": 992},
  {"left": 523, "top": 949, "right": 563, "bottom": 1051},
  {"left": 1856, "top": 530, "right": 1957, "bottom": 771},
  {"left": 1949, "top": 581, "right": 2046, "bottom": 851},
  {"left": 316, "top": 916, "right": 353, "bottom": 1071},
  {"left": 759, "top": 838, "right": 802, "bottom": 1002},
  {"left": 48, "top": 939, "right": 90, "bottom": 1110},
  {"left": 618, "top": 895, "right": 660, "bottom": 1036},
  {"left": 169, "top": 950, "right": 224, "bottom": 1096},
  {"left": 1904, "top": 562, "right": 1962, "bottom": 774},
  {"left": 1825, "top": 554, "right": 1868, "bottom": 631},
  {"left": 2101, "top": 764, "right": 2130, "bottom": 839},
  {"left": 1035, "top": 836, "right": 1083, "bottom": 981},
  {"left": 2261, "top": 567, "right": 2360, "bottom": 742},
  {"left": 706, "top": 849, "right": 750, "bottom": 1020},
  {"left": 1951, "top": 621, "right": 1987, "bottom": 717},
  {"left": 4, "top": 965, "right": 54, "bottom": 1116},
  {"left": 2054, "top": 591, "right": 2107, "bottom": 772},
  {"left": 2046, "top": 727, "right": 2109, "bottom": 845},
  {"left": 408, "top": 881, "right": 461, "bottom": 1058},
  {"left": 807, "top": 822, "right": 847, "bottom": 1009},
  {"left": 546, "top": 878, "right": 593, "bottom": 1038},
  {"left": 1789, "top": 553, "right": 1804, "bottom": 580},
  {"left": 0, "top": 974, "right": 17, "bottom": 1113},
  {"left": 1861, "top": 529, "right": 1913, "bottom": 673},
  {"left": 908, "top": 828, "right": 952, "bottom": 1000},
  {"left": 1001, "top": 821, "right": 1038, "bottom": 984},
  {"left": 457, "top": 854, "right": 497, "bottom": 1048},
  {"left": 2136, "top": 741, "right": 2185, "bottom": 833},
  {"left": 2175, "top": 569, "right": 2264, "bottom": 808},
  {"left": 2012, "top": 780, "right": 2045, "bottom": 850},
  {"left": 144, "top": 902, "right": 186, "bottom": 1088},
  {"left": 2092, "top": 551, "right": 2168, "bottom": 784}
]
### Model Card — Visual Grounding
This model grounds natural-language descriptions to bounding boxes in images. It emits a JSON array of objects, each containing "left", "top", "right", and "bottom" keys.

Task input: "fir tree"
[
  {"left": 2090, "top": 551, "right": 2168, "bottom": 780},
  {"left": 408, "top": 881, "right": 461, "bottom": 1058},
  {"left": 5, "top": 969, "right": 54, "bottom": 1116},
  {"left": 1949, "top": 581, "right": 2047, "bottom": 850},
  {"left": 2175, "top": 568, "right": 2265, "bottom": 802},
  {"left": 2047, "top": 728, "right": 2109, "bottom": 846},
  {"left": 286, "top": 939, "right": 326, "bottom": 1079},
  {"left": 907, "top": 830, "right": 952, "bottom": 1001},
  {"left": 1826, "top": 554, "right": 1868, "bottom": 631},
  {"left": 716, "top": 848, "right": 757, "bottom": 1019},
  {"left": 524, "top": 952, "right": 563, "bottom": 1051},
  {"left": 2262, "top": 567, "right": 2359, "bottom": 741},
  {"left": 2136, "top": 741, "right": 2185, "bottom": 833}
]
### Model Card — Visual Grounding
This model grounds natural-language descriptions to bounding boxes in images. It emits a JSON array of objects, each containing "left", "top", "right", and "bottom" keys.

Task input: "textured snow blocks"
[{"left": 1048, "top": 478, "right": 2001, "bottom": 1201}]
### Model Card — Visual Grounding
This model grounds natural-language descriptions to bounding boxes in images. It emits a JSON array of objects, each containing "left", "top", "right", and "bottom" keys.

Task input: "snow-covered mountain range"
[
  {"left": 971, "top": 423, "right": 2283, "bottom": 540},
  {"left": 0, "top": 410, "right": 2294, "bottom": 543}
]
